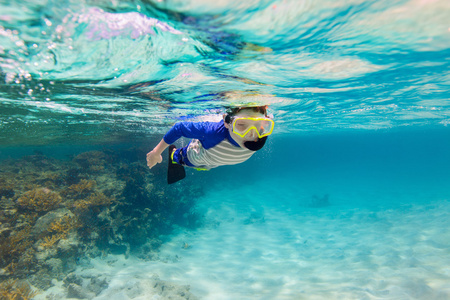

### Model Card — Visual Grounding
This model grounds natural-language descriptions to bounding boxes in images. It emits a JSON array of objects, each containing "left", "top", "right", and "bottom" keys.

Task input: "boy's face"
[{"left": 224, "top": 110, "right": 266, "bottom": 147}]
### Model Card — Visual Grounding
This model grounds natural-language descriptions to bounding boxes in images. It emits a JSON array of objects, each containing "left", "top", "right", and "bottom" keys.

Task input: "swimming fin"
[{"left": 167, "top": 145, "right": 186, "bottom": 184}]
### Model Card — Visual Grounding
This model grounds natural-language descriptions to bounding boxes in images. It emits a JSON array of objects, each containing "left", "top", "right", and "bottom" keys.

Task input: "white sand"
[{"left": 36, "top": 182, "right": 450, "bottom": 299}]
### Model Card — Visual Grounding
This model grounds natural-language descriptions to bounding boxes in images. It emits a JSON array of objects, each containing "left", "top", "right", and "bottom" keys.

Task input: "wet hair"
[{"left": 224, "top": 105, "right": 268, "bottom": 123}]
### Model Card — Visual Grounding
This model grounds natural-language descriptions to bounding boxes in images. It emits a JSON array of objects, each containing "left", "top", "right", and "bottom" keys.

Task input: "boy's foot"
[{"left": 167, "top": 145, "right": 186, "bottom": 184}]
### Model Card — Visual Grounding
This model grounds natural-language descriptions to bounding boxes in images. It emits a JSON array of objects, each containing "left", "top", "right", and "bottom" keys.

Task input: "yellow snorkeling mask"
[{"left": 231, "top": 117, "right": 275, "bottom": 138}]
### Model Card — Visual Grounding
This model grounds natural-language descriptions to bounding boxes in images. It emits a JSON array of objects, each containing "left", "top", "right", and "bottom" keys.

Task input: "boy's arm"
[
  {"left": 146, "top": 121, "right": 220, "bottom": 169},
  {"left": 163, "top": 121, "right": 210, "bottom": 144}
]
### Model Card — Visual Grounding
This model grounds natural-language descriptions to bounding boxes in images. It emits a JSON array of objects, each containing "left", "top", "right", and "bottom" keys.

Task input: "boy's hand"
[{"left": 146, "top": 150, "right": 162, "bottom": 169}]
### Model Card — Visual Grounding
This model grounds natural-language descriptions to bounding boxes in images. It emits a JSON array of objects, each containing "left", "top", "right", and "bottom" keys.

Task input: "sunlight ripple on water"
[{"left": 0, "top": 0, "right": 449, "bottom": 144}]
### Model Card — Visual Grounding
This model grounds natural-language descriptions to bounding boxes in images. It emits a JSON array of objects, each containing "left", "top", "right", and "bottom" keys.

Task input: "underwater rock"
[
  {"left": 35, "top": 246, "right": 57, "bottom": 262},
  {"left": 150, "top": 275, "right": 198, "bottom": 300},
  {"left": 67, "top": 283, "right": 96, "bottom": 300},
  {"left": 87, "top": 276, "right": 109, "bottom": 296},
  {"left": 63, "top": 272, "right": 83, "bottom": 287},
  {"left": 29, "top": 269, "right": 54, "bottom": 290},
  {"left": 31, "top": 208, "right": 74, "bottom": 236},
  {"left": 45, "top": 258, "right": 63, "bottom": 274},
  {"left": 57, "top": 233, "right": 79, "bottom": 254},
  {"left": 63, "top": 275, "right": 109, "bottom": 299}
]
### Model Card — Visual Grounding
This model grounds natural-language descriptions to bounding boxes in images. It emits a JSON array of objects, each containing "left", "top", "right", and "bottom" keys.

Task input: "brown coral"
[
  {"left": 72, "top": 192, "right": 115, "bottom": 211},
  {"left": 40, "top": 233, "right": 66, "bottom": 248},
  {"left": 73, "top": 151, "right": 109, "bottom": 173},
  {"left": 63, "top": 180, "right": 96, "bottom": 199},
  {"left": 86, "top": 192, "right": 115, "bottom": 207},
  {"left": 48, "top": 215, "right": 80, "bottom": 236},
  {"left": 37, "top": 171, "right": 65, "bottom": 188},
  {"left": 0, "top": 226, "right": 32, "bottom": 269},
  {"left": 39, "top": 216, "right": 80, "bottom": 249},
  {"left": 17, "top": 188, "right": 62, "bottom": 212},
  {"left": 71, "top": 200, "right": 91, "bottom": 211},
  {"left": 0, "top": 279, "right": 37, "bottom": 300}
]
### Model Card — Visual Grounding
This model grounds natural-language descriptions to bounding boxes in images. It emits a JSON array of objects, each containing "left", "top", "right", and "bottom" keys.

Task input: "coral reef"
[
  {"left": 0, "top": 178, "right": 14, "bottom": 199},
  {"left": 0, "top": 226, "right": 33, "bottom": 269},
  {"left": 73, "top": 151, "right": 111, "bottom": 174},
  {"left": 17, "top": 188, "right": 62, "bottom": 212},
  {"left": 71, "top": 191, "right": 116, "bottom": 212},
  {"left": 64, "top": 179, "right": 96, "bottom": 199},
  {"left": 0, "top": 279, "right": 37, "bottom": 299},
  {"left": 40, "top": 215, "right": 81, "bottom": 248},
  {"left": 0, "top": 147, "right": 203, "bottom": 295},
  {"left": 40, "top": 234, "right": 65, "bottom": 248}
]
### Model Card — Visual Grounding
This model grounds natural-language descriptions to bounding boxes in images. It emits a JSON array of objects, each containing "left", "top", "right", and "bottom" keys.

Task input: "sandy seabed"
[{"left": 36, "top": 182, "right": 450, "bottom": 300}]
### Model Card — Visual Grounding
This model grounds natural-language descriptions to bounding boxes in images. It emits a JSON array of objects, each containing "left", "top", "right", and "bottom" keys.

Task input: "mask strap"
[{"left": 225, "top": 106, "right": 269, "bottom": 124}]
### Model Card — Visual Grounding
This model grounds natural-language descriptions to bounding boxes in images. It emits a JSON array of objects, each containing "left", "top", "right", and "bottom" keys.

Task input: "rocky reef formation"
[{"left": 0, "top": 148, "right": 202, "bottom": 296}]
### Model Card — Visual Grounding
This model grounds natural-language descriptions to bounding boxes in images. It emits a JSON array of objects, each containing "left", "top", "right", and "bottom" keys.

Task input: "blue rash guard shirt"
[
  {"left": 163, "top": 120, "right": 238, "bottom": 149},
  {"left": 163, "top": 120, "right": 255, "bottom": 169}
]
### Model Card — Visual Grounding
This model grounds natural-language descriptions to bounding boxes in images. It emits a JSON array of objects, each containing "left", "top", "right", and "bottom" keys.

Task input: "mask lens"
[
  {"left": 259, "top": 120, "right": 273, "bottom": 135},
  {"left": 232, "top": 118, "right": 274, "bottom": 138},
  {"left": 233, "top": 119, "right": 253, "bottom": 135}
]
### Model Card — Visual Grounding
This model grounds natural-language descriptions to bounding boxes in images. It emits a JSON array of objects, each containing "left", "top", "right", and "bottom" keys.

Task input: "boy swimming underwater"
[{"left": 146, "top": 105, "right": 274, "bottom": 184}]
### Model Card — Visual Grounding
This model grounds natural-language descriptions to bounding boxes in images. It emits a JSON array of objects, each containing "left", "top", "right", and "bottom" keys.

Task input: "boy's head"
[{"left": 223, "top": 105, "right": 273, "bottom": 151}]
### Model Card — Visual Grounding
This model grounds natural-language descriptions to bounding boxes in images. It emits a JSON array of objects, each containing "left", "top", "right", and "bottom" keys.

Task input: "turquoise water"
[{"left": 1, "top": 0, "right": 450, "bottom": 299}]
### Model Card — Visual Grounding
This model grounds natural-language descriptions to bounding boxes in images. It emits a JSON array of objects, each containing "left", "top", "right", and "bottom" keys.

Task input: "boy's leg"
[
  {"left": 171, "top": 144, "right": 195, "bottom": 167},
  {"left": 171, "top": 146, "right": 186, "bottom": 165}
]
